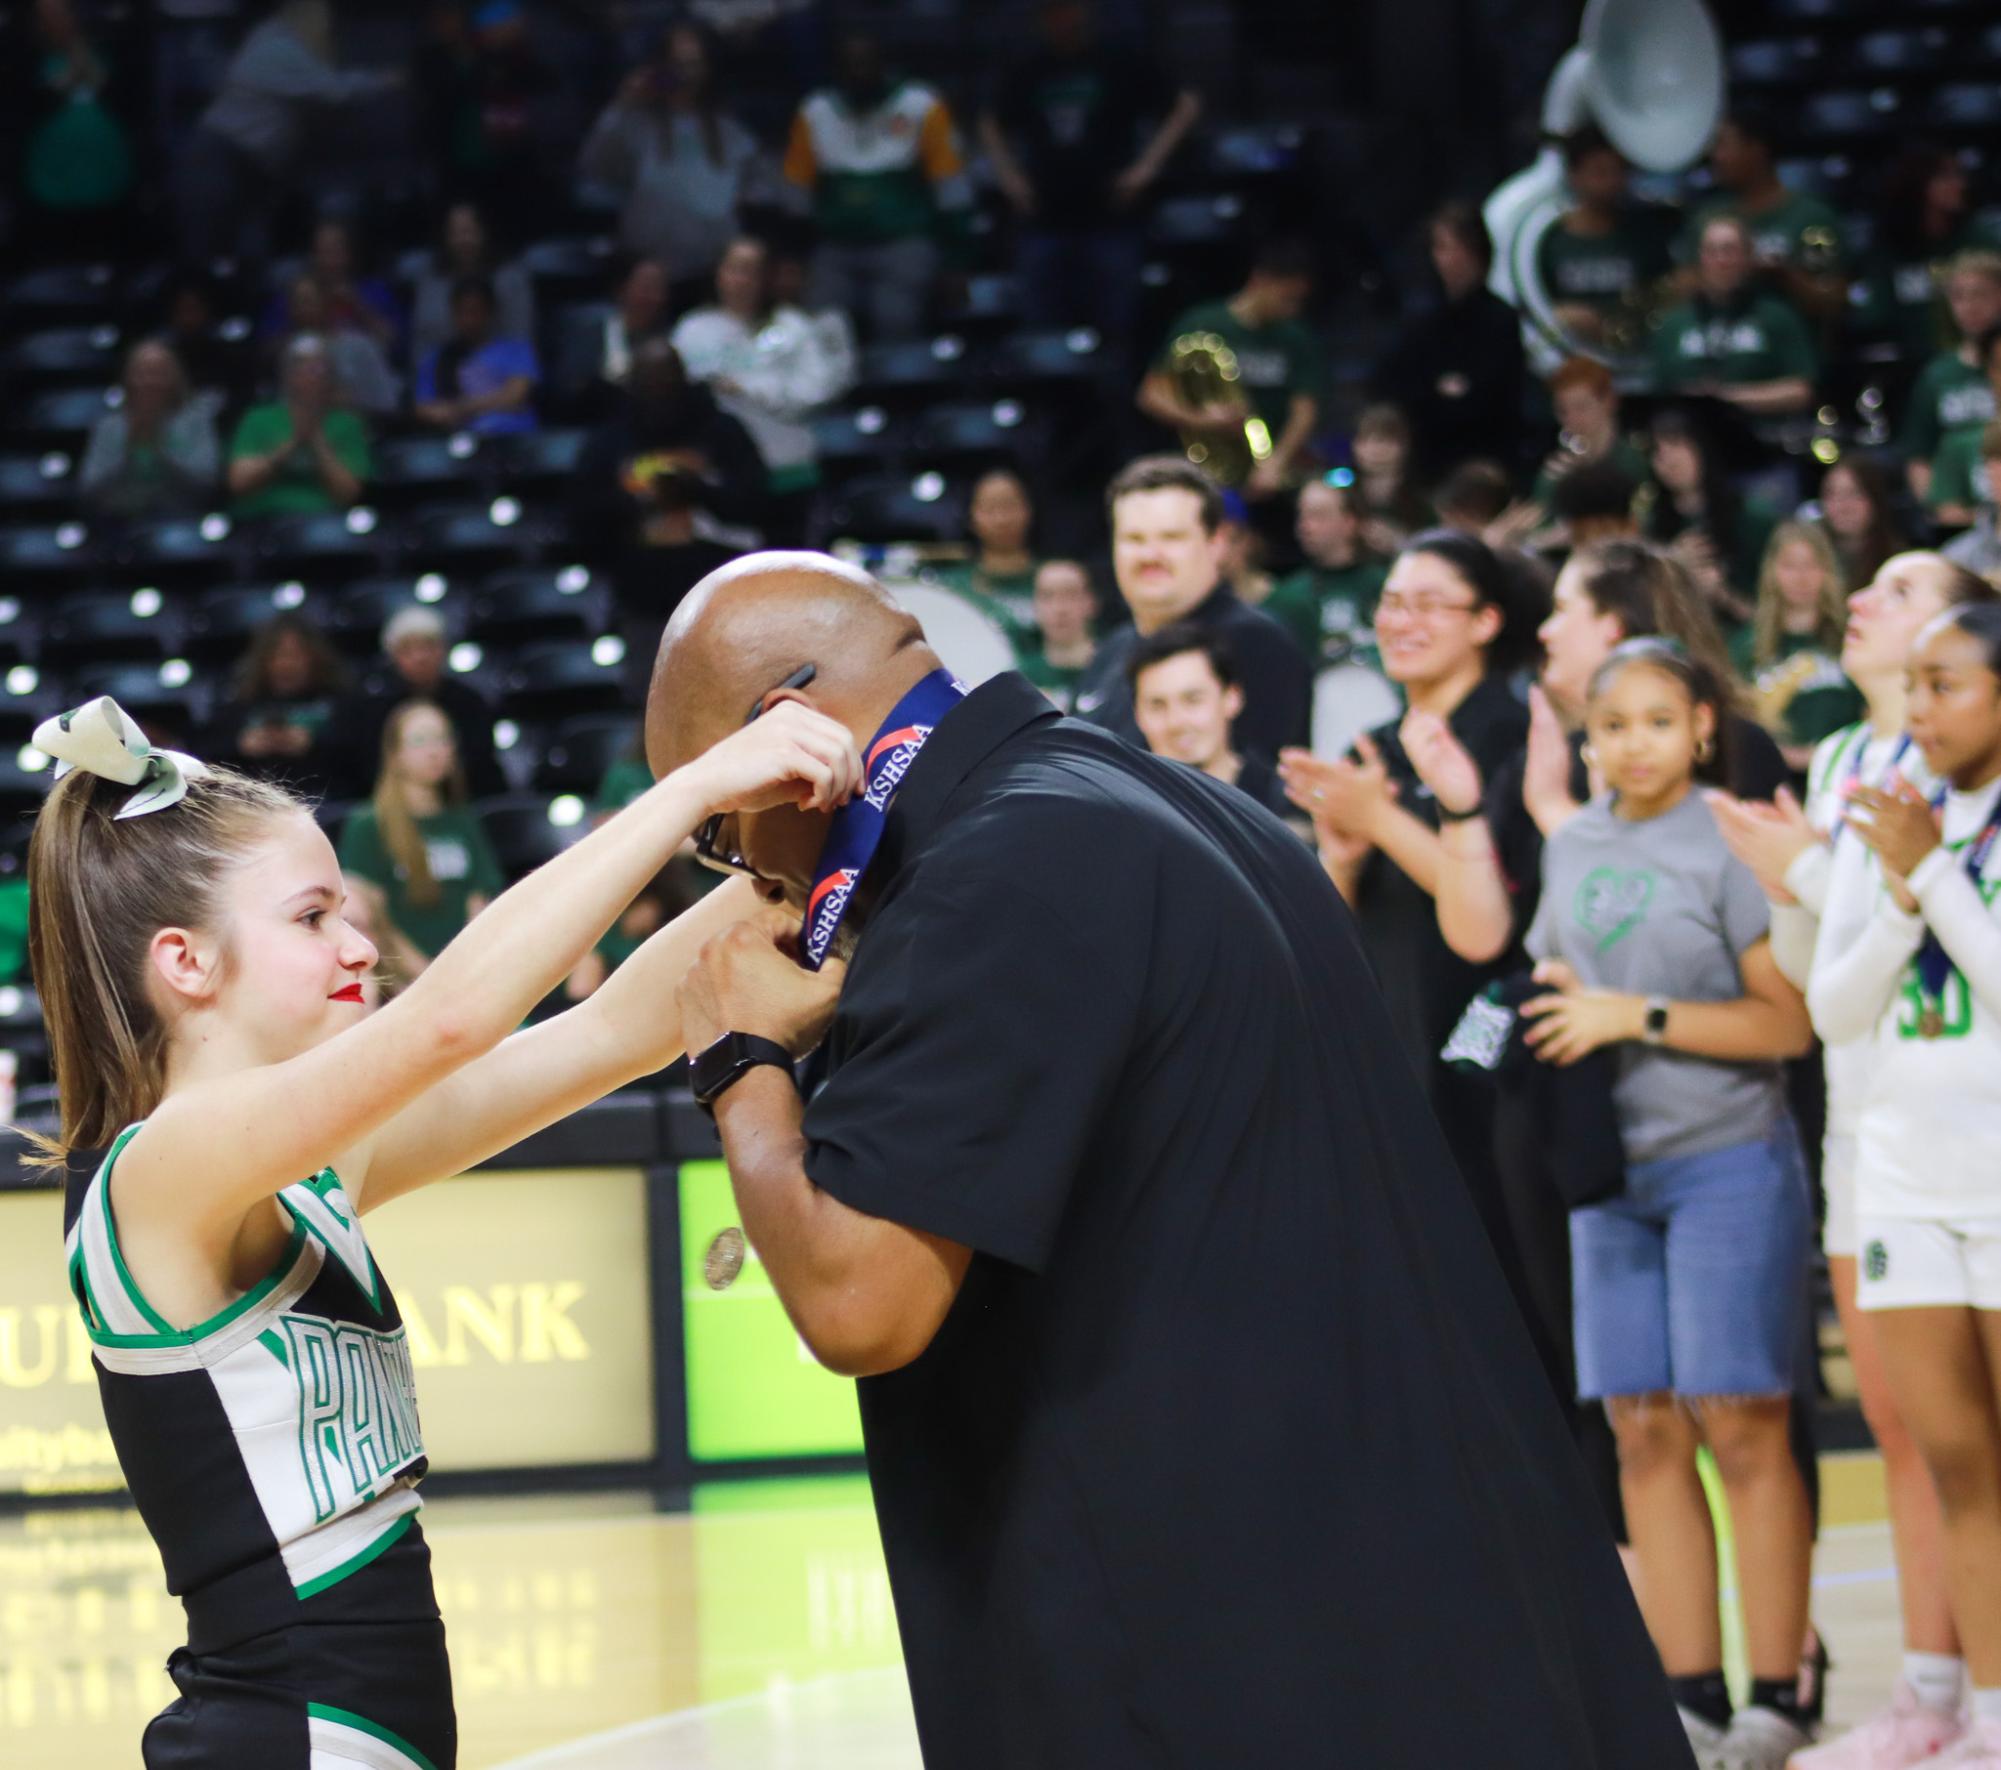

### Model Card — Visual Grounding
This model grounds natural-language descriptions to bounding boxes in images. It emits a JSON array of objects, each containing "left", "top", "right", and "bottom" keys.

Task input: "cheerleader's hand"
[{"left": 1847, "top": 780, "right": 1941, "bottom": 881}]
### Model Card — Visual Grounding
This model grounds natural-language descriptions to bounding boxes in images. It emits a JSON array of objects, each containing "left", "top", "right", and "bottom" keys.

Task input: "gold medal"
[
  {"left": 1918, "top": 1005, "right": 1945, "bottom": 1040},
  {"left": 703, "top": 1226, "right": 747, "bottom": 1290}
]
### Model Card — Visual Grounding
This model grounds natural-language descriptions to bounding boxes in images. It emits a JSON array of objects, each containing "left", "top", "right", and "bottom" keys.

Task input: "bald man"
[{"left": 656, "top": 552, "right": 1694, "bottom": 1770}]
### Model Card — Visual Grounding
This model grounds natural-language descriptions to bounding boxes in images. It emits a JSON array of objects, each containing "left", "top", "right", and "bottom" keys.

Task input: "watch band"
[
  {"left": 1434, "top": 800, "right": 1484, "bottom": 825},
  {"left": 691, "top": 1032, "right": 796, "bottom": 1116},
  {"left": 1641, "top": 997, "right": 1670, "bottom": 1046}
]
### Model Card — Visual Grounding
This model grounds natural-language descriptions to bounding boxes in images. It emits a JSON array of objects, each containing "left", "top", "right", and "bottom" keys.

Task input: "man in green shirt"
[
  {"left": 1537, "top": 126, "right": 1676, "bottom": 354},
  {"left": 1901, "top": 252, "right": 2001, "bottom": 505},
  {"left": 1137, "top": 237, "right": 1321, "bottom": 503},
  {"left": 1652, "top": 216, "right": 1816, "bottom": 416},
  {"left": 226, "top": 334, "right": 372, "bottom": 519},
  {"left": 1683, "top": 112, "right": 1845, "bottom": 327},
  {"left": 1261, "top": 478, "right": 1388, "bottom": 662}
]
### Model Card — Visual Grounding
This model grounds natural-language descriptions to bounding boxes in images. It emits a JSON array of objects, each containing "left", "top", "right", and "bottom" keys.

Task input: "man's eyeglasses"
[{"left": 692, "top": 663, "right": 818, "bottom": 878}]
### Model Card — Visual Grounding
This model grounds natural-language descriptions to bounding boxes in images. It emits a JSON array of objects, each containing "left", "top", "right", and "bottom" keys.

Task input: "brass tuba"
[{"left": 1168, "top": 331, "right": 1272, "bottom": 487}]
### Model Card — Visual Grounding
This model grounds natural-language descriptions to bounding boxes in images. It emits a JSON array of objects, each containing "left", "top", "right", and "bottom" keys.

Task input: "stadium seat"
[
  {"left": 371, "top": 434, "right": 488, "bottom": 510},
  {"left": 0, "top": 453, "right": 78, "bottom": 521},
  {"left": 1935, "top": 83, "right": 2001, "bottom": 130},
  {"left": 850, "top": 338, "right": 976, "bottom": 410},
  {"left": 1203, "top": 124, "right": 1306, "bottom": 183},
  {"left": 253, "top": 508, "right": 389, "bottom": 582},
  {"left": 0, "top": 521, "right": 97, "bottom": 587},
  {"left": 1147, "top": 194, "right": 1249, "bottom": 255},
  {"left": 809, "top": 406, "right": 906, "bottom": 483},
  {"left": 530, "top": 711, "right": 640, "bottom": 794},
  {"left": 821, "top": 473, "right": 968, "bottom": 546},
  {"left": 489, "top": 428, "right": 587, "bottom": 497},
  {"left": 473, "top": 792, "right": 587, "bottom": 880},
  {"left": 0, "top": 600, "right": 40, "bottom": 669},
  {"left": 1728, "top": 38, "right": 1822, "bottom": 88},
  {"left": 913, "top": 400, "right": 1035, "bottom": 473},
  {"left": 183, "top": 584, "right": 318, "bottom": 665},
  {"left": 0, "top": 813, "right": 34, "bottom": 878},
  {"left": 1846, "top": 27, "right": 1948, "bottom": 77},
  {"left": 939, "top": 274, "right": 1025, "bottom": 341},
  {"left": 3, "top": 326, "right": 124, "bottom": 389},
  {"left": 66, "top": 662, "right": 203, "bottom": 745},
  {"left": 519, "top": 236, "right": 619, "bottom": 304},
  {"left": 1798, "top": 89, "right": 1901, "bottom": 143},
  {"left": 113, "top": 514, "right": 243, "bottom": 586},
  {"left": 0, "top": 264, "right": 116, "bottom": 335},
  {"left": 494, "top": 637, "right": 628, "bottom": 719},
  {"left": 6, "top": 386, "right": 115, "bottom": 450},
  {"left": 0, "top": 751, "right": 50, "bottom": 827},
  {"left": 325, "top": 576, "right": 460, "bottom": 658},
  {"left": 991, "top": 328, "right": 1106, "bottom": 389},
  {"left": 402, "top": 500, "right": 542, "bottom": 574},
  {"left": 468, "top": 567, "right": 604, "bottom": 646},
  {"left": 545, "top": 301, "right": 613, "bottom": 401},
  {"left": 42, "top": 591, "right": 180, "bottom": 666}
]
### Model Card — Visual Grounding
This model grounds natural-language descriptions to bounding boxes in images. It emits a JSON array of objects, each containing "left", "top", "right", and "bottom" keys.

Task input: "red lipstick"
[{"left": 330, "top": 983, "right": 366, "bottom": 1003}]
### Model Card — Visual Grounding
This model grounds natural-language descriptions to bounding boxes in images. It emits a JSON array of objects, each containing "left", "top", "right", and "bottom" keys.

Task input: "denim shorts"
[{"left": 1570, "top": 1122, "right": 1812, "bottom": 1402}]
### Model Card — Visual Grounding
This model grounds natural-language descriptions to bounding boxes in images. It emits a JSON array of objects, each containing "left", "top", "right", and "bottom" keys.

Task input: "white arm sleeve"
[
  {"left": 1806, "top": 882, "right": 1924, "bottom": 1045},
  {"left": 1783, "top": 841, "right": 1834, "bottom": 918},
  {"left": 1768, "top": 902, "right": 1818, "bottom": 992},
  {"left": 1911, "top": 847, "right": 2001, "bottom": 1023}
]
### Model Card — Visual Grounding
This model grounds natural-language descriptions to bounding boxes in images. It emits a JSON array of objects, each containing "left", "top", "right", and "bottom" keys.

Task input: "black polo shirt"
[
  {"left": 1072, "top": 584, "right": 1312, "bottom": 760},
  {"left": 801, "top": 670, "right": 1691, "bottom": 1768}
]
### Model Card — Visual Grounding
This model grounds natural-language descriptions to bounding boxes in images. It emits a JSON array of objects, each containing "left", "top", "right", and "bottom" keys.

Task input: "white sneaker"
[
  {"left": 1928, "top": 1717, "right": 2001, "bottom": 1767},
  {"left": 1683, "top": 1706, "right": 1730, "bottom": 1768},
  {"left": 1719, "top": 1706, "right": 1814, "bottom": 1770},
  {"left": 1786, "top": 1681, "right": 1965, "bottom": 1768}
]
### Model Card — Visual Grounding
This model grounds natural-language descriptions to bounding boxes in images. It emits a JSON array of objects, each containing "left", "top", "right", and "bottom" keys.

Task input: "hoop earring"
[
  {"left": 1695, "top": 736, "right": 1715, "bottom": 764},
  {"left": 1579, "top": 743, "right": 1598, "bottom": 769}
]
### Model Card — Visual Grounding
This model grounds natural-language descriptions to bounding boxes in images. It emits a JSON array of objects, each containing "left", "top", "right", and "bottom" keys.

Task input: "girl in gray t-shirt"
[{"left": 1523, "top": 637, "right": 1820, "bottom": 1761}]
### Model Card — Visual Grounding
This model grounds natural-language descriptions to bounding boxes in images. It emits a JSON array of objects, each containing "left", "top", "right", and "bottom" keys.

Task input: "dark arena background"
[{"left": 4, "top": 0, "right": 2001, "bottom": 1763}]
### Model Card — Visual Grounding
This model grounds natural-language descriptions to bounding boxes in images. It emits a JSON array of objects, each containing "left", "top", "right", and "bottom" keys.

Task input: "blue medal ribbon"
[
  {"left": 1914, "top": 785, "right": 2001, "bottom": 1004},
  {"left": 799, "top": 669, "right": 967, "bottom": 971},
  {"left": 1828, "top": 731, "right": 1909, "bottom": 843}
]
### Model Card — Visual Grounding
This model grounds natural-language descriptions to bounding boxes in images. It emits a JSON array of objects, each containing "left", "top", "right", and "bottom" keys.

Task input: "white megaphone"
[{"left": 1485, "top": 0, "right": 1725, "bottom": 377}]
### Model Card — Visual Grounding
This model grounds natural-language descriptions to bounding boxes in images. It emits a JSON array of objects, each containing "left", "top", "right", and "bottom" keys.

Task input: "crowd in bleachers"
[{"left": 9, "top": 2, "right": 2001, "bottom": 1760}]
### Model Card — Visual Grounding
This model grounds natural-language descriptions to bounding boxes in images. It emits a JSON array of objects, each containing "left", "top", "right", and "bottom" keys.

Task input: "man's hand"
[
  {"left": 676, "top": 913, "right": 848, "bottom": 1057},
  {"left": 1706, "top": 786, "right": 1819, "bottom": 904}
]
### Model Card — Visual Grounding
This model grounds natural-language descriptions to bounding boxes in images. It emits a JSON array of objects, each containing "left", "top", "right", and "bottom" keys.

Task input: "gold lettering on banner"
[
  {"left": 0, "top": 1305, "right": 64, "bottom": 1386},
  {"left": 397, "top": 1283, "right": 592, "bottom": 1369}
]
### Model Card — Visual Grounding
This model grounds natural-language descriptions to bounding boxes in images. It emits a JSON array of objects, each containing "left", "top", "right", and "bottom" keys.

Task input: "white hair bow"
[{"left": 32, "top": 696, "right": 209, "bottom": 820}]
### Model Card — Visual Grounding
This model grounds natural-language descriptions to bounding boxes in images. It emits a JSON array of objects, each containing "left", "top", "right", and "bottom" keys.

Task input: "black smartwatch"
[
  {"left": 1435, "top": 800, "right": 1484, "bottom": 825},
  {"left": 691, "top": 1032, "right": 796, "bottom": 1116}
]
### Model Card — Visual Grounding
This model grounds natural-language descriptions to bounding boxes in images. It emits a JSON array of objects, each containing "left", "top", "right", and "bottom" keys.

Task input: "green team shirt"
[
  {"left": 926, "top": 559, "right": 1040, "bottom": 651},
  {"left": 1536, "top": 215, "right": 1674, "bottom": 322},
  {"left": 338, "top": 805, "right": 505, "bottom": 960},
  {"left": 1651, "top": 294, "right": 1816, "bottom": 391},
  {"left": 1729, "top": 627, "right": 1863, "bottom": 752},
  {"left": 1899, "top": 352, "right": 1997, "bottom": 464},
  {"left": 1531, "top": 436, "right": 1649, "bottom": 510},
  {"left": 229, "top": 404, "right": 372, "bottom": 520},
  {"left": 1153, "top": 298, "right": 1324, "bottom": 440},
  {"left": 1684, "top": 191, "right": 1845, "bottom": 277},
  {"left": 1261, "top": 559, "right": 1388, "bottom": 661},
  {"left": 593, "top": 754, "right": 654, "bottom": 816},
  {"left": 1867, "top": 217, "right": 2001, "bottom": 358},
  {"left": 1929, "top": 427, "right": 1999, "bottom": 514},
  {"left": 1016, "top": 648, "right": 1091, "bottom": 711}
]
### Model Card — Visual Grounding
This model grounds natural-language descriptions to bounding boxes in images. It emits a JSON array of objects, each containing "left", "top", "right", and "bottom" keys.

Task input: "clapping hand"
[
  {"left": 1399, "top": 709, "right": 1482, "bottom": 817},
  {"left": 1278, "top": 733, "right": 1396, "bottom": 842},
  {"left": 1846, "top": 780, "right": 1941, "bottom": 885},
  {"left": 1706, "top": 786, "right": 1818, "bottom": 905},
  {"left": 1521, "top": 958, "right": 1641, "bottom": 1067},
  {"left": 1523, "top": 685, "right": 1581, "bottom": 835}
]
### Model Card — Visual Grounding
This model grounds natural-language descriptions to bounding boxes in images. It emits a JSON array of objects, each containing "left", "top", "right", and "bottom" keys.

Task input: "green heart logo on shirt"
[{"left": 1573, "top": 867, "right": 1655, "bottom": 953}]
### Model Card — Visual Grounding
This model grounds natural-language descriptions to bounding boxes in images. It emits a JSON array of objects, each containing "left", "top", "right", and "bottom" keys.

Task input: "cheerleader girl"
[
  {"left": 30, "top": 693, "right": 858, "bottom": 1769},
  {"left": 1712, "top": 552, "right": 1999, "bottom": 1770},
  {"left": 1810, "top": 604, "right": 2001, "bottom": 1769},
  {"left": 1523, "top": 639, "right": 1816, "bottom": 1770}
]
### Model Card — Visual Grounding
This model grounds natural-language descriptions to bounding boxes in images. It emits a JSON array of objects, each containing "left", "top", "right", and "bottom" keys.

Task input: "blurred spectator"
[
  {"left": 267, "top": 218, "right": 402, "bottom": 349},
  {"left": 671, "top": 235, "right": 854, "bottom": 545},
  {"left": 1130, "top": 625, "right": 1298, "bottom": 821},
  {"left": 768, "top": 229, "right": 858, "bottom": 392},
  {"left": 1900, "top": 254, "right": 2001, "bottom": 507},
  {"left": 18, "top": 0, "right": 135, "bottom": 260},
  {"left": 155, "top": 269, "right": 255, "bottom": 412},
  {"left": 227, "top": 335, "right": 372, "bottom": 519},
  {"left": 1869, "top": 144, "right": 2001, "bottom": 360},
  {"left": 78, "top": 342, "right": 222, "bottom": 522},
  {"left": 279, "top": 272, "right": 401, "bottom": 416},
  {"left": 1943, "top": 421, "right": 2001, "bottom": 578},
  {"left": 1216, "top": 493, "right": 1274, "bottom": 606},
  {"left": 1549, "top": 459, "right": 1643, "bottom": 550},
  {"left": 1731, "top": 521, "right": 1862, "bottom": 772},
  {"left": 340, "top": 700, "right": 504, "bottom": 981},
  {"left": 1927, "top": 327, "right": 2001, "bottom": 531},
  {"left": 1814, "top": 456, "right": 1908, "bottom": 592},
  {"left": 220, "top": 611, "right": 359, "bottom": 802},
  {"left": 414, "top": 1, "right": 558, "bottom": 232},
  {"left": 980, "top": 0, "right": 1200, "bottom": 342},
  {"left": 1073, "top": 455, "right": 1311, "bottom": 756},
  {"left": 1350, "top": 403, "right": 1432, "bottom": 555},
  {"left": 592, "top": 724, "right": 655, "bottom": 818},
  {"left": 783, "top": 31, "right": 973, "bottom": 341},
  {"left": 572, "top": 337, "right": 768, "bottom": 641},
  {"left": 1016, "top": 559, "right": 1098, "bottom": 709},
  {"left": 1138, "top": 239, "right": 1322, "bottom": 505},
  {"left": 1652, "top": 215, "right": 1815, "bottom": 418},
  {"left": 1434, "top": 460, "right": 1515, "bottom": 537},
  {"left": 413, "top": 276, "right": 540, "bottom": 437},
  {"left": 1640, "top": 406, "right": 1774, "bottom": 634},
  {"left": 580, "top": 21, "right": 763, "bottom": 288},
  {"left": 1531, "top": 357, "right": 1647, "bottom": 510},
  {"left": 926, "top": 468, "right": 1042, "bottom": 650},
  {"left": 1263, "top": 478, "right": 1389, "bottom": 661},
  {"left": 599, "top": 256, "right": 674, "bottom": 388},
  {"left": 409, "top": 201, "right": 536, "bottom": 367},
  {"left": 355, "top": 606, "right": 506, "bottom": 799},
  {"left": 174, "top": 0, "right": 400, "bottom": 266},
  {"left": 1685, "top": 111, "right": 1845, "bottom": 326},
  {"left": 1536, "top": 126, "right": 1675, "bottom": 354},
  {"left": 563, "top": 859, "right": 706, "bottom": 1003},
  {"left": 1370, "top": 203, "right": 1526, "bottom": 481}
]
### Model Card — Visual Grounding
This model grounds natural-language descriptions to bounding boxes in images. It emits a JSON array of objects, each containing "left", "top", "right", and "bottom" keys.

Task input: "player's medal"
[
  {"left": 703, "top": 1226, "right": 747, "bottom": 1290},
  {"left": 1917, "top": 1002, "right": 1945, "bottom": 1040}
]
